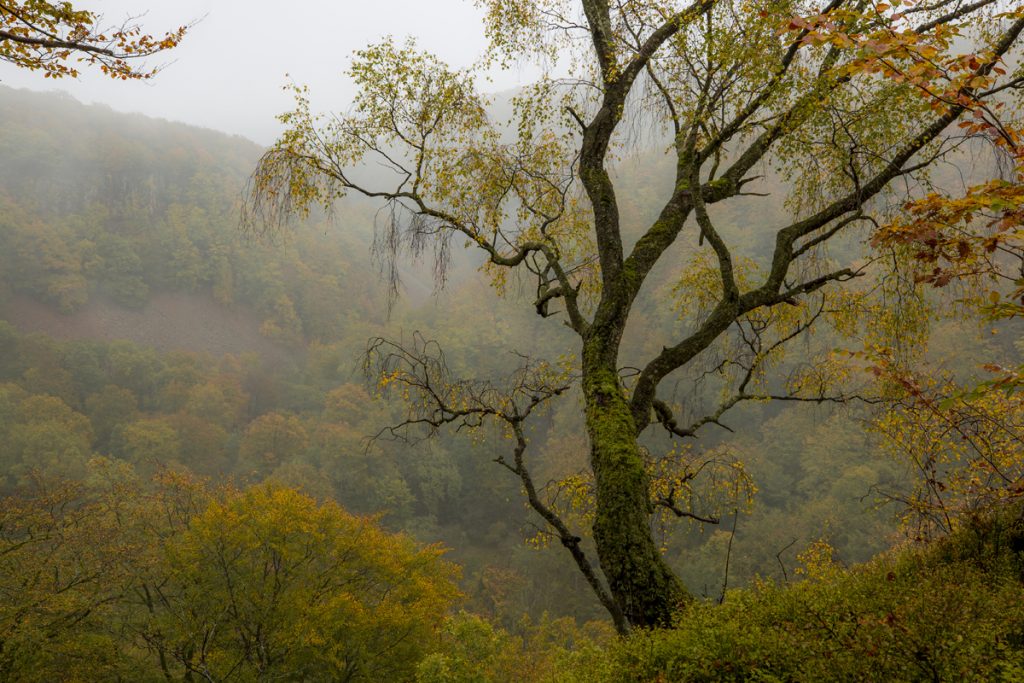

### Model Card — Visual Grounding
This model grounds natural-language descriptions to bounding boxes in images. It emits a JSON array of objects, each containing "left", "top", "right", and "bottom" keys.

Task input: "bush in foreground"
[{"left": 554, "top": 507, "right": 1024, "bottom": 682}]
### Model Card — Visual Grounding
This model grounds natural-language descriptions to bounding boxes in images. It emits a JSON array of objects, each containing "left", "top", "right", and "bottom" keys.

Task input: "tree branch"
[{"left": 363, "top": 333, "right": 630, "bottom": 630}]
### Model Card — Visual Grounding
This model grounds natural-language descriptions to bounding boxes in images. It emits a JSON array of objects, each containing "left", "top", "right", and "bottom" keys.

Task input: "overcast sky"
[{"left": 0, "top": 0, "right": 540, "bottom": 144}]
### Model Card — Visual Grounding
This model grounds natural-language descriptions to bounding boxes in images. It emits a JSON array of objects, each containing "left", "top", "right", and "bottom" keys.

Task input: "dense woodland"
[
  {"left": 1, "top": 0, "right": 1024, "bottom": 678},
  {"left": 0, "top": 83, "right": 1020, "bottom": 679},
  {"left": 0, "top": 84, "right": 910, "bottom": 602}
]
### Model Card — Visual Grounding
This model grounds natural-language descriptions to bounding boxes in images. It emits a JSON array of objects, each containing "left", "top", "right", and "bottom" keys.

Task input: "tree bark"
[{"left": 582, "top": 334, "right": 689, "bottom": 628}]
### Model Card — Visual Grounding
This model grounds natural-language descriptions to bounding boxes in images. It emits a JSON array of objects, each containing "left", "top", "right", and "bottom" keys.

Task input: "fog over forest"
[{"left": 1, "top": 2, "right": 1024, "bottom": 681}]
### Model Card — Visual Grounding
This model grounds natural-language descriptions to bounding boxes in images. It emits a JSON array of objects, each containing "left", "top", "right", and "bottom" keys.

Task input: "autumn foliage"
[
  {"left": 0, "top": 1, "right": 186, "bottom": 79},
  {"left": 0, "top": 467, "right": 459, "bottom": 681}
]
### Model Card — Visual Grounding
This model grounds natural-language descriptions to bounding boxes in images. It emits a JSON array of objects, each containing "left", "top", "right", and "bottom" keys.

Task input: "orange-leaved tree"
[{"left": 869, "top": 82, "right": 1024, "bottom": 537}]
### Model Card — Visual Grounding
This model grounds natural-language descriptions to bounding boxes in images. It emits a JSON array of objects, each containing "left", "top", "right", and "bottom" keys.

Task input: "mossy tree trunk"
[{"left": 582, "top": 334, "right": 690, "bottom": 628}]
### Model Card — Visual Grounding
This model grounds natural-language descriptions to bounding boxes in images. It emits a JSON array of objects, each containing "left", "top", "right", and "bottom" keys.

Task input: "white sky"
[{"left": 0, "top": 0, "right": 540, "bottom": 144}]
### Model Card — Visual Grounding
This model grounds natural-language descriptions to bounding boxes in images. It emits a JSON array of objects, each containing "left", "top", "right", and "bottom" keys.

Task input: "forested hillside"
[
  {"left": 0, "top": 85, "right": 922, "bottom": 605},
  {"left": 0, "top": 86, "right": 616, "bottom": 622},
  {"left": 2, "top": 39, "right": 1023, "bottom": 676},
  {"left": 0, "top": 86, "right": 385, "bottom": 344}
]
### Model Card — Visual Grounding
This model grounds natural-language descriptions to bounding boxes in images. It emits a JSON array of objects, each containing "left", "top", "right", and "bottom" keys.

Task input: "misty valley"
[{"left": 1, "top": 1, "right": 1024, "bottom": 681}]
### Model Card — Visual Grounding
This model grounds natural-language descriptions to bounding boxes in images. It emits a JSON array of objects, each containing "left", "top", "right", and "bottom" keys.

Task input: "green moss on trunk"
[{"left": 583, "top": 340, "right": 689, "bottom": 628}]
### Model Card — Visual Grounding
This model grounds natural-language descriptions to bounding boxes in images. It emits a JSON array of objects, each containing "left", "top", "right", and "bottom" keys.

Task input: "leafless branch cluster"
[{"left": 362, "top": 332, "right": 629, "bottom": 632}]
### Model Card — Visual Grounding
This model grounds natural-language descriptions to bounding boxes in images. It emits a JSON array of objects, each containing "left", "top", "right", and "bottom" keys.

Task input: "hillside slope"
[{"left": 0, "top": 86, "right": 386, "bottom": 351}]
